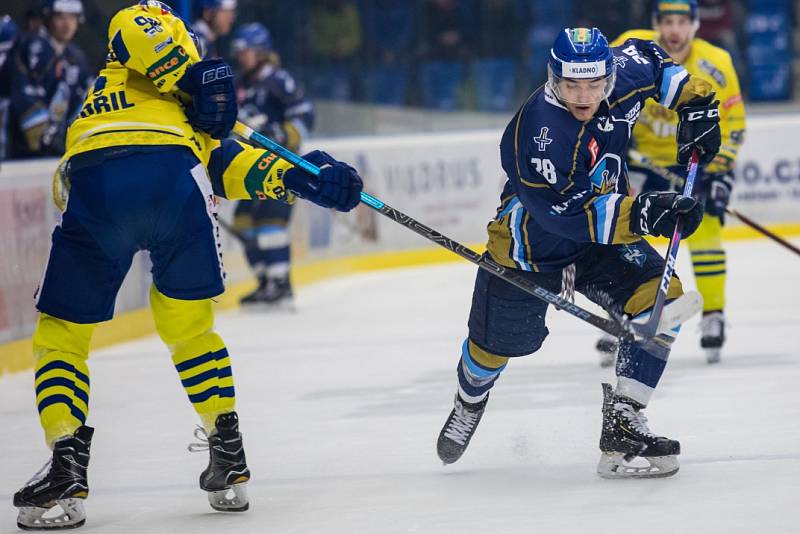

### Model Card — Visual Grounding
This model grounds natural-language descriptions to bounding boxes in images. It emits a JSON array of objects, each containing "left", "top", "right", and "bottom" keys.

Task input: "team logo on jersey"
[
  {"left": 620, "top": 244, "right": 647, "bottom": 268},
  {"left": 588, "top": 153, "right": 622, "bottom": 192},
  {"left": 596, "top": 117, "right": 614, "bottom": 132},
  {"left": 613, "top": 55, "right": 629, "bottom": 69},
  {"left": 533, "top": 127, "right": 553, "bottom": 151}
]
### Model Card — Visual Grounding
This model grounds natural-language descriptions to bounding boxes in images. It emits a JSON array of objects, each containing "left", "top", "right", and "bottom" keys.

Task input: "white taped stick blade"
[{"left": 597, "top": 452, "right": 680, "bottom": 479}]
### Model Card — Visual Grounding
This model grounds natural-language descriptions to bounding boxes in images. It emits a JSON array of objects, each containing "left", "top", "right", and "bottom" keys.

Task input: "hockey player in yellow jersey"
[
  {"left": 596, "top": 0, "right": 746, "bottom": 365},
  {"left": 12, "top": 2, "right": 363, "bottom": 529}
]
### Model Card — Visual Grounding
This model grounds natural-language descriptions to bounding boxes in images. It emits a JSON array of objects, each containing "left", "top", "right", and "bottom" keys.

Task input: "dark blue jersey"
[
  {"left": 235, "top": 63, "right": 314, "bottom": 152},
  {"left": 487, "top": 39, "right": 705, "bottom": 272},
  {"left": 8, "top": 30, "right": 91, "bottom": 158}
]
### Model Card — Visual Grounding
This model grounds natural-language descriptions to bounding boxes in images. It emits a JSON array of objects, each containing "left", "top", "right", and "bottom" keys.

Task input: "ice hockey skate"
[
  {"left": 189, "top": 412, "right": 251, "bottom": 512},
  {"left": 700, "top": 311, "right": 725, "bottom": 364},
  {"left": 14, "top": 426, "right": 94, "bottom": 531},
  {"left": 597, "top": 383, "right": 680, "bottom": 479},
  {"left": 437, "top": 393, "right": 489, "bottom": 465},
  {"left": 240, "top": 275, "right": 295, "bottom": 311}
]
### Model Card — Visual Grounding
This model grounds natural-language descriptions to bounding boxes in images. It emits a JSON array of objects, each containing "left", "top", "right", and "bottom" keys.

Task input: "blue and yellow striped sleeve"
[
  {"left": 207, "top": 139, "right": 296, "bottom": 202},
  {"left": 107, "top": 4, "right": 201, "bottom": 93}
]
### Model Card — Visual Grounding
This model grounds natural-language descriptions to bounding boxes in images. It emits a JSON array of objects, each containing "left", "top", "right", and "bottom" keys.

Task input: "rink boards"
[{"left": 1, "top": 114, "right": 799, "bottom": 371}]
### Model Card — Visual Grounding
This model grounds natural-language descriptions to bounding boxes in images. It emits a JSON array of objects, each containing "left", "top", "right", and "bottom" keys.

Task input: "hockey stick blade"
[{"left": 630, "top": 291, "right": 703, "bottom": 338}]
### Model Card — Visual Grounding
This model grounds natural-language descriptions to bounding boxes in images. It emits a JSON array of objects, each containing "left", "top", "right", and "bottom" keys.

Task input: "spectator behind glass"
[
  {"left": 364, "top": 0, "right": 415, "bottom": 65},
  {"left": 307, "top": 0, "right": 362, "bottom": 100},
  {"left": 471, "top": 0, "right": 528, "bottom": 111},
  {"left": 8, "top": 0, "right": 92, "bottom": 159},
  {"left": 421, "top": 0, "right": 469, "bottom": 61},
  {"left": 362, "top": 0, "right": 416, "bottom": 105},
  {"left": 574, "top": 0, "right": 648, "bottom": 40},
  {"left": 475, "top": 0, "right": 525, "bottom": 59},
  {"left": 309, "top": 0, "right": 362, "bottom": 64}
]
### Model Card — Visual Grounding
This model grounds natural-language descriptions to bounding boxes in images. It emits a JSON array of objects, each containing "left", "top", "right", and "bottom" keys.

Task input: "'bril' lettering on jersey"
[{"left": 486, "top": 38, "right": 713, "bottom": 273}]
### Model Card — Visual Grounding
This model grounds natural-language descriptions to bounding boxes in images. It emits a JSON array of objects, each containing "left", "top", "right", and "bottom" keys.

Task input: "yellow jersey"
[
  {"left": 612, "top": 30, "right": 746, "bottom": 174},
  {"left": 60, "top": 2, "right": 292, "bottom": 204}
]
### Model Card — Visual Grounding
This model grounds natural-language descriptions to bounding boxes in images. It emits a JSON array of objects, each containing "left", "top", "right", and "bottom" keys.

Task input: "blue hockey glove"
[
  {"left": 283, "top": 150, "right": 363, "bottom": 212},
  {"left": 676, "top": 94, "right": 721, "bottom": 166},
  {"left": 177, "top": 59, "right": 237, "bottom": 139},
  {"left": 630, "top": 191, "right": 703, "bottom": 238},
  {"left": 702, "top": 171, "right": 733, "bottom": 219}
]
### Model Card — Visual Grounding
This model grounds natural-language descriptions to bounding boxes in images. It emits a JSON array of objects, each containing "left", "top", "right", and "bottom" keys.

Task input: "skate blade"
[
  {"left": 208, "top": 483, "right": 249, "bottom": 512},
  {"left": 17, "top": 498, "right": 86, "bottom": 530},
  {"left": 705, "top": 348, "right": 721, "bottom": 364},
  {"left": 597, "top": 452, "right": 679, "bottom": 479}
]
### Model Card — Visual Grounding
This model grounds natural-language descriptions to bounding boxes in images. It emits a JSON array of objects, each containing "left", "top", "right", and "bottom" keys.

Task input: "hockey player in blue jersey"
[
  {"left": 231, "top": 22, "right": 314, "bottom": 307},
  {"left": 436, "top": 28, "right": 720, "bottom": 478},
  {"left": 8, "top": 0, "right": 92, "bottom": 158},
  {"left": 192, "top": 0, "right": 236, "bottom": 59}
]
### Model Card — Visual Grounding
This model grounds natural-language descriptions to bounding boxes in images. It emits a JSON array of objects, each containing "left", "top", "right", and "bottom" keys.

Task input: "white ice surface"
[{"left": 1, "top": 239, "right": 799, "bottom": 534}]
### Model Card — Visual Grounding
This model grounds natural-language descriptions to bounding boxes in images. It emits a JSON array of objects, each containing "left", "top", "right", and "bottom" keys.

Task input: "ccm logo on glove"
[{"left": 686, "top": 109, "right": 720, "bottom": 121}]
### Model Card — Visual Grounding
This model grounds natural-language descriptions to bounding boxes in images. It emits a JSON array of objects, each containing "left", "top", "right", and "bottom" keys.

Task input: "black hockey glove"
[
  {"left": 630, "top": 191, "right": 703, "bottom": 238},
  {"left": 177, "top": 59, "right": 238, "bottom": 139},
  {"left": 676, "top": 94, "right": 721, "bottom": 166},
  {"left": 700, "top": 171, "right": 733, "bottom": 221},
  {"left": 283, "top": 150, "right": 363, "bottom": 212}
]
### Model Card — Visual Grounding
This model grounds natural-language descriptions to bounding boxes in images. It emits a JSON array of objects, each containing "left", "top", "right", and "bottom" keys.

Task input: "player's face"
[
  {"left": 211, "top": 8, "right": 236, "bottom": 36},
  {"left": 236, "top": 48, "right": 258, "bottom": 72},
  {"left": 558, "top": 78, "right": 605, "bottom": 121},
  {"left": 49, "top": 12, "right": 79, "bottom": 43},
  {"left": 657, "top": 14, "right": 694, "bottom": 56}
]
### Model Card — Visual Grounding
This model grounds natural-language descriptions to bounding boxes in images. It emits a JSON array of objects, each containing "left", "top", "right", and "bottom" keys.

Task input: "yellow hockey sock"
[
  {"left": 687, "top": 215, "right": 726, "bottom": 312},
  {"left": 32, "top": 314, "right": 95, "bottom": 447},
  {"left": 150, "top": 285, "right": 235, "bottom": 431}
]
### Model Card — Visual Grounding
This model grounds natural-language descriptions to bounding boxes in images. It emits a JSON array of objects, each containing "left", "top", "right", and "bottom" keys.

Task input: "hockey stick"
[
  {"left": 634, "top": 150, "right": 700, "bottom": 338},
  {"left": 629, "top": 149, "right": 800, "bottom": 257},
  {"left": 233, "top": 121, "right": 656, "bottom": 341}
]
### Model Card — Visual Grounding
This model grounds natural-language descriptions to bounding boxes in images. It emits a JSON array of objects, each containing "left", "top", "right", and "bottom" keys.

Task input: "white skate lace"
[
  {"left": 443, "top": 401, "right": 480, "bottom": 446},
  {"left": 560, "top": 263, "right": 576, "bottom": 303},
  {"left": 188, "top": 426, "right": 210, "bottom": 452},
  {"left": 614, "top": 402, "right": 656, "bottom": 438},
  {"left": 24, "top": 459, "right": 53, "bottom": 487}
]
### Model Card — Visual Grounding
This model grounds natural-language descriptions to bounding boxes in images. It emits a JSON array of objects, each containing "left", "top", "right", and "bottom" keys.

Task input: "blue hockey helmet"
[
  {"left": 547, "top": 27, "right": 616, "bottom": 104},
  {"left": 0, "top": 15, "right": 19, "bottom": 44},
  {"left": 232, "top": 22, "right": 272, "bottom": 53},
  {"left": 41, "top": 0, "right": 84, "bottom": 22}
]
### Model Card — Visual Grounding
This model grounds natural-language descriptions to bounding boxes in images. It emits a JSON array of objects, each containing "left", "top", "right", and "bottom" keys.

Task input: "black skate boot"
[
  {"left": 261, "top": 275, "right": 294, "bottom": 307},
  {"left": 700, "top": 311, "right": 725, "bottom": 364},
  {"left": 190, "top": 412, "right": 250, "bottom": 512},
  {"left": 437, "top": 393, "right": 489, "bottom": 465},
  {"left": 597, "top": 383, "right": 680, "bottom": 479},
  {"left": 595, "top": 334, "right": 619, "bottom": 368},
  {"left": 14, "top": 426, "right": 94, "bottom": 530},
  {"left": 240, "top": 275, "right": 268, "bottom": 306}
]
